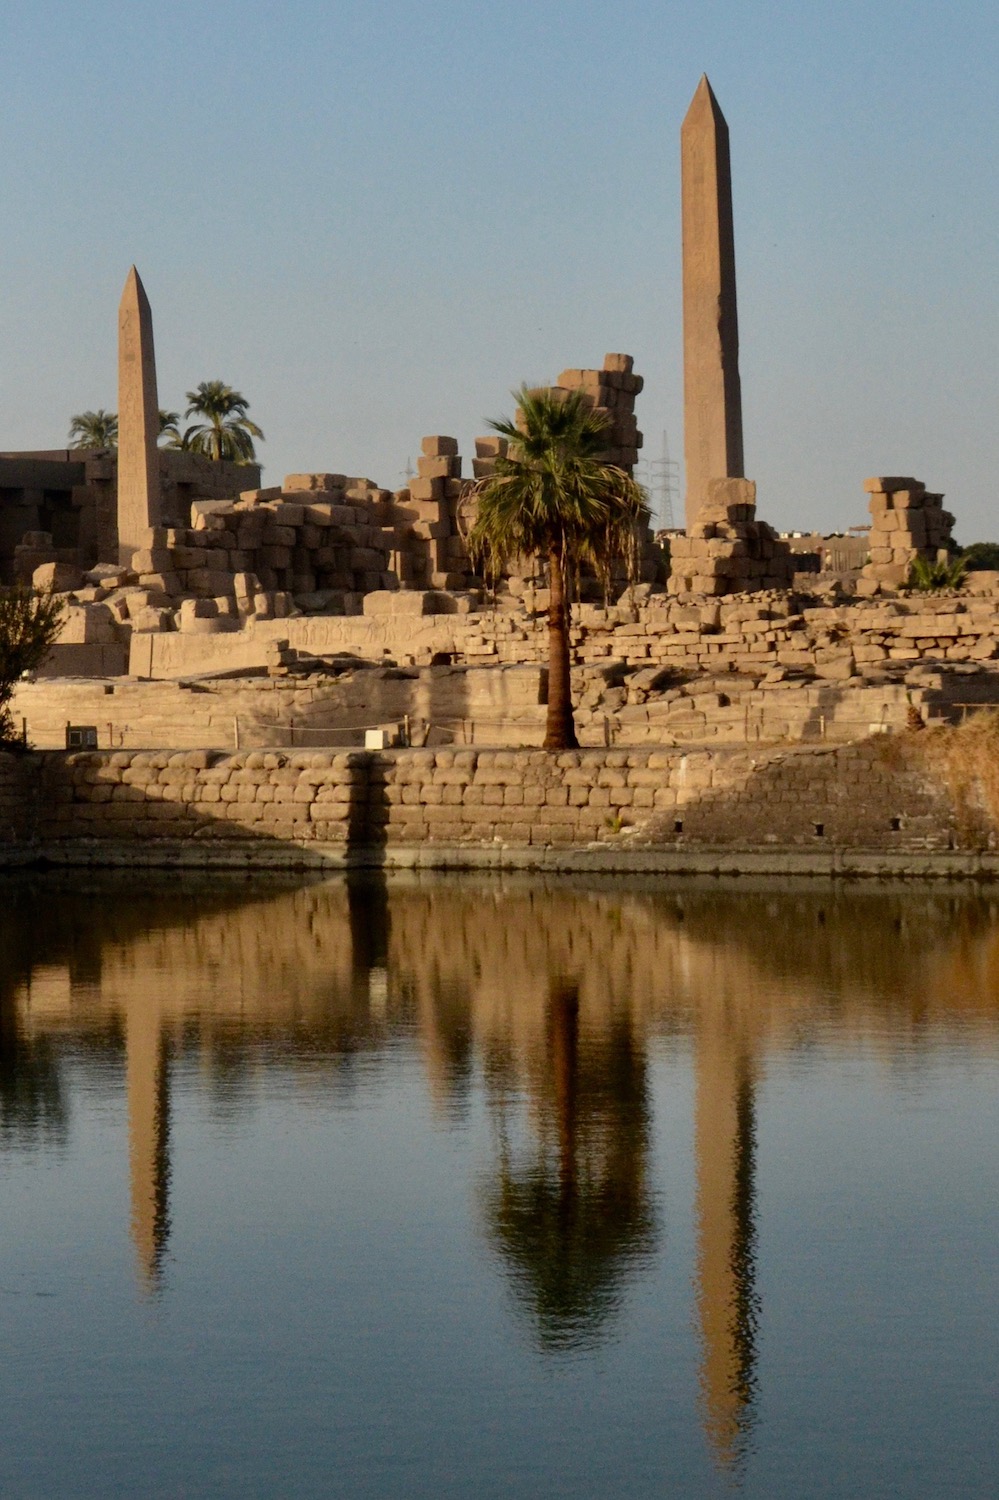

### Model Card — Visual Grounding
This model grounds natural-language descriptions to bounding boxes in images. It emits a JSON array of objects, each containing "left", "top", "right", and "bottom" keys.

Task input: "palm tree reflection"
[{"left": 481, "top": 978, "right": 656, "bottom": 1352}]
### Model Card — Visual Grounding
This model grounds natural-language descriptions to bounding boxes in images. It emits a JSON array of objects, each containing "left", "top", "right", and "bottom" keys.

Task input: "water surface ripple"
[{"left": 1, "top": 873, "right": 997, "bottom": 1498}]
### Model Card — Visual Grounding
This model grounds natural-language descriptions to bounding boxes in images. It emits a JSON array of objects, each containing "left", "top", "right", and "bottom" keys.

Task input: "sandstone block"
[
  {"left": 131, "top": 607, "right": 174, "bottom": 633},
  {"left": 409, "top": 477, "right": 444, "bottom": 502},
  {"left": 33, "top": 561, "right": 85, "bottom": 593},
  {"left": 58, "top": 603, "right": 119, "bottom": 645},
  {"left": 283, "top": 474, "right": 346, "bottom": 492},
  {"left": 863, "top": 477, "right": 924, "bottom": 494},
  {"left": 171, "top": 546, "right": 208, "bottom": 570},
  {"left": 417, "top": 455, "right": 461, "bottom": 480},
  {"left": 138, "top": 572, "right": 183, "bottom": 595},
  {"left": 239, "top": 487, "right": 283, "bottom": 503},
  {"left": 131, "top": 548, "right": 173, "bottom": 575},
  {"left": 421, "top": 436, "right": 459, "bottom": 458}
]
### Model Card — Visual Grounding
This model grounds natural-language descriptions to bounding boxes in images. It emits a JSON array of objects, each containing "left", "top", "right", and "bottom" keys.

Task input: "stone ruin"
[
  {"left": 552, "top": 354, "right": 644, "bottom": 471},
  {"left": 859, "top": 477, "right": 955, "bottom": 592},
  {"left": 465, "top": 354, "right": 663, "bottom": 598},
  {"left": 666, "top": 478, "right": 795, "bottom": 598}
]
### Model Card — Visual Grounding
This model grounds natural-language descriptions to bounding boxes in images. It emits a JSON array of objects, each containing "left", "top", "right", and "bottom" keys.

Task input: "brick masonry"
[{"left": 0, "top": 739, "right": 984, "bottom": 867}]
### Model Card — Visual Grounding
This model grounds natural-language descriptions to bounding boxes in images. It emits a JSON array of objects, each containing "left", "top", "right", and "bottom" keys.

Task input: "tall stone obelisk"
[
  {"left": 681, "top": 76, "right": 744, "bottom": 530},
  {"left": 117, "top": 266, "right": 161, "bottom": 565}
]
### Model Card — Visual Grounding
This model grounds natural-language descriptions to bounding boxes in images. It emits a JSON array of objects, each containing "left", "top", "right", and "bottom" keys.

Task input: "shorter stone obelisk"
[
  {"left": 681, "top": 76, "right": 744, "bottom": 530},
  {"left": 117, "top": 266, "right": 161, "bottom": 565}
]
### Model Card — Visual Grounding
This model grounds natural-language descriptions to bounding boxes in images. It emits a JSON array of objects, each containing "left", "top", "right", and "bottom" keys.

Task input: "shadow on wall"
[{"left": 1, "top": 731, "right": 984, "bottom": 866}]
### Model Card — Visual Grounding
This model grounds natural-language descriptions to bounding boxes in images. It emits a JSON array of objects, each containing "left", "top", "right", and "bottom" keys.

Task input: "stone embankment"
[{"left": 0, "top": 737, "right": 989, "bottom": 873}]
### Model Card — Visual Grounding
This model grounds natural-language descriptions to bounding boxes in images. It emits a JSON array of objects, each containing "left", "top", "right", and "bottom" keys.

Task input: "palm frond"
[{"left": 68, "top": 409, "right": 118, "bottom": 449}]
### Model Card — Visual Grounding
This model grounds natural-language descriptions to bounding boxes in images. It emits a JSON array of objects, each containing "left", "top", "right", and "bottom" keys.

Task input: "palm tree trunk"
[
  {"left": 545, "top": 545, "right": 578, "bottom": 751},
  {"left": 549, "top": 980, "right": 579, "bottom": 1214}
]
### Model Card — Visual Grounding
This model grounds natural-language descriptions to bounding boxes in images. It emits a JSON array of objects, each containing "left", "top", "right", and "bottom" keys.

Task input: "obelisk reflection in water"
[
  {"left": 695, "top": 1032, "right": 759, "bottom": 1469},
  {"left": 126, "top": 1000, "right": 171, "bottom": 1293},
  {"left": 5, "top": 873, "right": 999, "bottom": 1479}
]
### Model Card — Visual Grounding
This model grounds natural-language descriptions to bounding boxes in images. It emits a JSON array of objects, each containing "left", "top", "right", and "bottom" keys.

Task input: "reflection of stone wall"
[{"left": 8, "top": 872, "right": 999, "bottom": 1421}]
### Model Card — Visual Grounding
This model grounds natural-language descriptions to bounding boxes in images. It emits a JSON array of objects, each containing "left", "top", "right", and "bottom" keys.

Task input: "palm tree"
[
  {"left": 182, "top": 381, "right": 263, "bottom": 463},
  {"left": 158, "top": 410, "right": 182, "bottom": 447},
  {"left": 68, "top": 409, "right": 117, "bottom": 449},
  {"left": 469, "top": 385, "right": 648, "bottom": 750}
]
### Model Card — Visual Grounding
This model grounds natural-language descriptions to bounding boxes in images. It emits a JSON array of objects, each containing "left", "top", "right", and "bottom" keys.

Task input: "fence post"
[{"left": 233, "top": 716, "right": 240, "bottom": 751}]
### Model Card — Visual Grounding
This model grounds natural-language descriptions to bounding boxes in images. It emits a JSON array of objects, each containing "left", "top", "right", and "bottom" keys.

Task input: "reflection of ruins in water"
[
  {"left": 480, "top": 977, "right": 656, "bottom": 1351},
  {"left": 3, "top": 874, "right": 999, "bottom": 1464}
]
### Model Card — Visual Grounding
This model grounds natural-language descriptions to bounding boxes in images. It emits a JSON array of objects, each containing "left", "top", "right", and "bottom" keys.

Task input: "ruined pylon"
[
  {"left": 681, "top": 76, "right": 744, "bottom": 530},
  {"left": 117, "top": 266, "right": 161, "bottom": 564}
]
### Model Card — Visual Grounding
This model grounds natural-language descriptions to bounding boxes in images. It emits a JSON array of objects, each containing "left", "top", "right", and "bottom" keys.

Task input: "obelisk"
[
  {"left": 117, "top": 266, "right": 161, "bottom": 564},
  {"left": 681, "top": 76, "right": 744, "bottom": 530}
]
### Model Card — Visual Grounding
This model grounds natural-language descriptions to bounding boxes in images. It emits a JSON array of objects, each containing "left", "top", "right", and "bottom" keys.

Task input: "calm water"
[{"left": 1, "top": 872, "right": 998, "bottom": 1499}]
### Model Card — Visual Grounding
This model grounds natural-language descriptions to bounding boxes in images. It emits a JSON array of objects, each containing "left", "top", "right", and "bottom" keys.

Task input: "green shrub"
[
  {"left": 907, "top": 554, "right": 967, "bottom": 592},
  {"left": 0, "top": 587, "right": 64, "bottom": 744}
]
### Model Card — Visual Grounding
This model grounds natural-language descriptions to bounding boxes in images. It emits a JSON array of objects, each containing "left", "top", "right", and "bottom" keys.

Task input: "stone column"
[
  {"left": 117, "top": 266, "right": 161, "bottom": 565},
  {"left": 681, "top": 76, "right": 744, "bottom": 531}
]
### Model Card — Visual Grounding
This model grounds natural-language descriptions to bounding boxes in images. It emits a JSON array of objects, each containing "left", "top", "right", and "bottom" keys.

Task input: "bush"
[
  {"left": 907, "top": 554, "right": 966, "bottom": 592},
  {"left": 0, "top": 587, "right": 64, "bottom": 744}
]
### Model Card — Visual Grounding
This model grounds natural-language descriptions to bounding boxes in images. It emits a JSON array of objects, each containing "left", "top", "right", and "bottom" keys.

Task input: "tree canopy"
[
  {"left": 0, "top": 587, "right": 64, "bottom": 743},
  {"left": 68, "top": 409, "right": 118, "bottom": 449},
  {"left": 181, "top": 381, "right": 263, "bottom": 462}
]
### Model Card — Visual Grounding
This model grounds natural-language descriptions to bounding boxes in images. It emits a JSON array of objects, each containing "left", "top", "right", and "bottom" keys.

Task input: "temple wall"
[
  {"left": 0, "top": 738, "right": 983, "bottom": 867},
  {"left": 15, "top": 586, "right": 999, "bottom": 753}
]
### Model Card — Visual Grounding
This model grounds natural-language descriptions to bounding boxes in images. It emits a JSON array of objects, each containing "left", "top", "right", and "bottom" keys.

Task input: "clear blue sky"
[{"left": 2, "top": 0, "right": 996, "bottom": 537}]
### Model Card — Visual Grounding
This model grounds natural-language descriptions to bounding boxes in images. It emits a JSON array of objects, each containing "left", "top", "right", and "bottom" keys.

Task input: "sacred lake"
[{"left": 1, "top": 872, "right": 997, "bottom": 1498}]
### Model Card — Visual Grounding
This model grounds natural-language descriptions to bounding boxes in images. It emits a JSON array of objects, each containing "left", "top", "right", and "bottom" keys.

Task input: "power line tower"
[{"left": 636, "top": 430, "right": 679, "bottom": 529}]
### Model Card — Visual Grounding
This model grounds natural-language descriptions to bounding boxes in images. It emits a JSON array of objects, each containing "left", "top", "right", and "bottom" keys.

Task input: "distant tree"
[
  {"left": 68, "top": 409, "right": 117, "bottom": 449},
  {"left": 469, "top": 385, "right": 648, "bottom": 750},
  {"left": 158, "top": 410, "right": 182, "bottom": 446},
  {"left": 0, "top": 587, "right": 64, "bottom": 743},
  {"left": 960, "top": 542, "right": 999, "bottom": 572},
  {"left": 182, "top": 381, "right": 263, "bottom": 463}
]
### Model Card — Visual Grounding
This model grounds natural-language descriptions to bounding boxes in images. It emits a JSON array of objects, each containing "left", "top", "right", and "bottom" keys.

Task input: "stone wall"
[
  {"left": 0, "top": 754, "right": 35, "bottom": 844},
  {"left": 6, "top": 449, "right": 258, "bottom": 581},
  {"left": 0, "top": 738, "right": 976, "bottom": 864},
  {"left": 15, "top": 584, "right": 999, "bottom": 754},
  {"left": 860, "top": 477, "right": 955, "bottom": 591},
  {"left": 667, "top": 478, "right": 795, "bottom": 596},
  {"left": 117, "top": 586, "right": 999, "bottom": 680},
  {"left": 12, "top": 663, "right": 547, "bottom": 752}
]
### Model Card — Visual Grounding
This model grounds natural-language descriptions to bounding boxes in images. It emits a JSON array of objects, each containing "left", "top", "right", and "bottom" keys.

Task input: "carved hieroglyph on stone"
[
  {"left": 117, "top": 266, "right": 162, "bottom": 565},
  {"left": 681, "top": 76, "right": 744, "bottom": 530}
]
